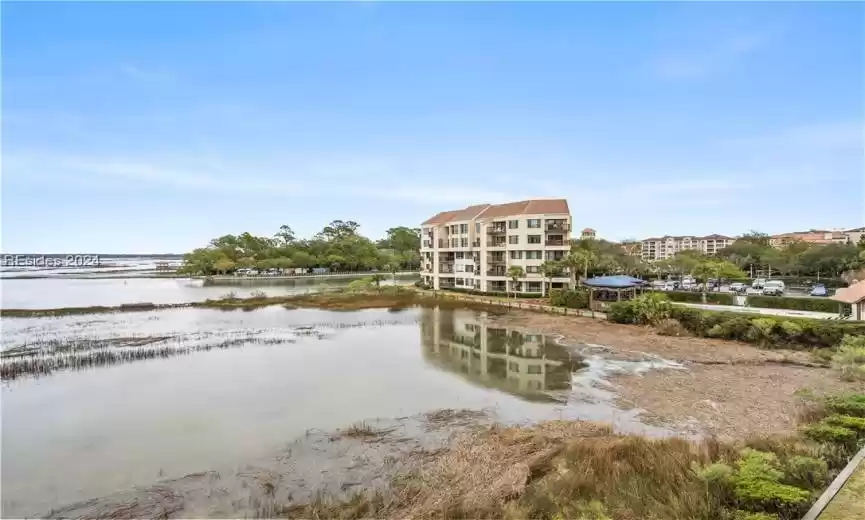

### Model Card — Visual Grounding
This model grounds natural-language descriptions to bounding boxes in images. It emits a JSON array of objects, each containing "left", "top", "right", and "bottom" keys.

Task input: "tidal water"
[
  {"left": 0, "top": 275, "right": 416, "bottom": 309},
  {"left": 2, "top": 304, "right": 674, "bottom": 517}
]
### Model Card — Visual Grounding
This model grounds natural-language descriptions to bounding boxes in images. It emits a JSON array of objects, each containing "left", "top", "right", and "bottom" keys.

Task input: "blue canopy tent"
[{"left": 581, "top": 275, "right": 646, "bottom": 310}]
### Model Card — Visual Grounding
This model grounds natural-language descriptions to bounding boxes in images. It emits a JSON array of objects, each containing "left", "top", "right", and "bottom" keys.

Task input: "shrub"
[
  {"left": 729, "top": 449, "right": 811, "bottom": 516},
  {"left": 250, "top": 290, "right": 268, "bottom": 299},
  {"left": 655, "top": 318, "right": 688, "bottom": 336},
  {"left": 782, "top": 456, "right": 827, "bottom": 490},
  {"left": 831, "top": 335, "right": 865, "bottom": 381},
  {"left": 823, "top": 414, "right": 865, "bottom": 434},
  {"left": 707, "top": 316, "right": 754, "bottom": 341},
  {"left": 825, "top": 393, "right": 865, "bottom": 418},
  {"left": 607, "top": 301, "right": 637, "bottom": 324},
  {"left": 733, "top": 512, "right": 779, "bottom": 520},
  {"left": 631, "top": 293, "right": 673, "bottom": 325},
  {"left": 549, "top": 288, "right": 590, "bottom": 309},
  {"left": 746, "top": 318, "right": 779, "bottom": 346},
  {"left": 800, "top": 423, "right": 858, "bottom": 446},
  {"left": 748, "top": 295, "right": 844, "bottom": 314},
  {"left": 220, "top": 291, "right": 238, "bottom": 300}
]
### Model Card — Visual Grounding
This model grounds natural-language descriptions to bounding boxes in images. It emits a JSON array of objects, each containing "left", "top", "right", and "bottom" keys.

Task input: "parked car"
[
  {"left": 752, "top": 278, "right": 767, "bottom": 290},
  {"left": 762, "top": 280, "right": 786, "bottom": 297},
  {"left": 730, "top": 282, "right": 747, "bottom": 294},
  {"left": 809, "top": 284, "right": 828, "bottom": 297}
]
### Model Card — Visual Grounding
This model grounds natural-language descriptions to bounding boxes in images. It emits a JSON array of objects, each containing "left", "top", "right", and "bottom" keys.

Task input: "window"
[
  {"left": 465, "top": 265, "right": 474, "bottom": 273},
  {"left": 461, "top": 237, "right": 468, "bottom": 247},
  {"left": 460, "top": 224, "right": 468, "bottom": 234},
  {"left": 526, "top": 265, "right": 539, "bottom": 274},
  {"left": 508, "top": 235, "right": 519, "bottom": 244},
  {"left": 527, "top": 365, "right": 542, "bottom": 375},
  {"left": 475, "top": 223, "right": 480, "bottom": 233},
  {"left": 509, "top": 251, "right": 523, "bottom": 260},
  {"left": 508, "top": 362, "right": 520, "bottom": 373},
  {"left": 526, "top": 251, "right": 542, "bottom": 260},
  {"left": 527, "top": 235, "right": 541, "bottom": 244},
  {"left": 527, "top": 219, "right": 541, "bottom": 228},
  {"left": 451, "top": 238, "right": 458, "bottom": 247},
  {"left": 455, "top": 252, "right": 464, "bottom": 259},
  {"left": 508, "top": 219, "right": 519, "bottom": 229},
  {"left": 455, "top": 278, "right": 465, "bottom": 286}
]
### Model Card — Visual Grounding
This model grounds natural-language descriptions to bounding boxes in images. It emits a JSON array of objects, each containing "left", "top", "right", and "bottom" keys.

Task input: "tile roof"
[
  {"left": 422, "top": 199, "right": 569, "bottom": 225},
  {"left": 832, "top": 282, "right": 865, "bottom": 304}
]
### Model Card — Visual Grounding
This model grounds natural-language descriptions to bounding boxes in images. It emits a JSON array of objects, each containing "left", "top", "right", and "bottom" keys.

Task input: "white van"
[{"left": 762, "top": 280, "right": 785, "bottom": 297}]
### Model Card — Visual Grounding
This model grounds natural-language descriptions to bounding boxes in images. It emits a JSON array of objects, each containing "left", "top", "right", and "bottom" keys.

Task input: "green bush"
[
  {"left": 782, "top": 456, "right": 828, "bottom": 490},
  {"left": 549, "top": 288, "right": 590, "bottom": 309},
  {"left": 800, "top": 423, "right": 858, "bottom": 446},
  {"left": 747, "top": 295, "right": 844, "bottom": 314},
  {"left": 607, "top": 301, "right": 637, "bottom": 324},
  {"left": 733, "top": 512, "right": 779, "bottom": 520},
  {"left": 825, "top": 394, "right": 865, "bottom": 418},
  {"left": 730, "top": 449, "right": 811, "bottom": 516},
  {"left": 823, "top": 414, "right": 865, "bottom": 433}
]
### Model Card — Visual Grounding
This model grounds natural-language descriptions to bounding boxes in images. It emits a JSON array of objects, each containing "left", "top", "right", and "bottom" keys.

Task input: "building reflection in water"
[{"left": 420, "top": 307, "right": 584, "bottom": 399}]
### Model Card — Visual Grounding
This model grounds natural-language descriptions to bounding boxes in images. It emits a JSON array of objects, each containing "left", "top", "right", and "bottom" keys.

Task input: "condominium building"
[
  {"left": 420, "top": 199, "right": 572, "bottom": 293},
  {"left": 770, "top": 230, "right": 848, "bottom": 248},
  {"left": 640, "top": 234, "right": 735, "bottom": 262}
]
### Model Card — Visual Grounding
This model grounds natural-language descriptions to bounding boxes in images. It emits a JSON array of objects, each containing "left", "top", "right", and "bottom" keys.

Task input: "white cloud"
[{"left": 651, "top": 34, "right": 766, "bottom": 80}]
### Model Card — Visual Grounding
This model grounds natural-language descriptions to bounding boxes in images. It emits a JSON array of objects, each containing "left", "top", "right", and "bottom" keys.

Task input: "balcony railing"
[
  {"left": 545, "top": 240, "right": 566, "bottom": 246},
  {"left": 486, "top": 226, "right": 507, "bottom": 235},
  {"left": 545, "top": 222, "right": 570, "bottom": 232},
  {"left": 471, "top": 239, "right": 481, "bottom": 247},
  {"left": 486, "top": 256, "right": 506, "bottom": 264},
  {"left": 439, "top": 263, "right": 454, "bottom": 273},
  {"left": 487, "top": 269, "right": 506, "bottom": 277},
  {"left": 486, "top": 241, "right": 507, "bottom": 248}
]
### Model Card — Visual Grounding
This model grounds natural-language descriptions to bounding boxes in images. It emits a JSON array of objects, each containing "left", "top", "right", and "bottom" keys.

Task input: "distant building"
[
  {"left": 639, "top": 234, "right": 734, "bottom": 262},
  {"left": 580, "top": 228, "right": 597, "bottom": 239},
  {"left": 769, "top": 230, "right": 847, "bottom": 248},
  {"left": 844, "top": 227, "right": 865, "bottom": 246}
]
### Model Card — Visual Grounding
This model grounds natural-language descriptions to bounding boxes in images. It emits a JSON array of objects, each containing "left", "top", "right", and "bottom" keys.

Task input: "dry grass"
[{"left": 330, "top": 421, "right": 398, "bottom": 442}]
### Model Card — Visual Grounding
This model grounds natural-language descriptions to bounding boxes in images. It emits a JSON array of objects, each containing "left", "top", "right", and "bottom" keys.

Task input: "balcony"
[
  {"left": 545, "top": 240, "right": 566, "bottom": 247},
  {"left": 486, "top": 226, "right": 507, "bottom": 235},
  {"left": 439, "top": 263, "right": 454, "bottom": 274},
  {"left": 487, "top": 268, "right": 506, "bottom": 277},
  {"left": 545, "top": 222, "right": 570, "bottom": 232},
  {"left": 487, "top": 255, "right": 506, "bottom": 264},
  {"left": 471, "top": 239, "right": 481, "bottom": 248},
  {"left": 486, "top": 240, "right": 507, "bottom": 248}
]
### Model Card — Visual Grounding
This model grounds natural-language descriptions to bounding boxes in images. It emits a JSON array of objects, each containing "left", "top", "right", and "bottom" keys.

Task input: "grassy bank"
[{"left": 282, "top": 393, "right": 865, "bottom": 520}]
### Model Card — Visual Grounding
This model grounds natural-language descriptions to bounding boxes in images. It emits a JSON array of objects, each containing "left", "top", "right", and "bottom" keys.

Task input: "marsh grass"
[{"left": 282, "top": 393, "right": 865, "bottom": 520}]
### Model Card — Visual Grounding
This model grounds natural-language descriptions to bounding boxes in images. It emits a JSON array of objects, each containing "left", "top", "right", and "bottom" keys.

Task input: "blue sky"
[{"left": 2, "top": 2, "right": 863, "bottom": 253}]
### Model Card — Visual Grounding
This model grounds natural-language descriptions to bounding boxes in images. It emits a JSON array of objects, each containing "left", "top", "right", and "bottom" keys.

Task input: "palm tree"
[
  {"left": 565, "top": 248, "right": 597, "bottom": 288},
  {"left": 506, "top": 265, "right": 524, "bottom": 299},
  {"left": 538, "top": 260, "right": 560, "bottom": 297}
]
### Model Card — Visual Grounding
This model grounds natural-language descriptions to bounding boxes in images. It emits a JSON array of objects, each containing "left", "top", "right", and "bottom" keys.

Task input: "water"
[
  {"left": 1, "top": 275, "right": 416, "bottom": 309},
  {"left": 1, "top": 255, "right": 183, "bottom": 277},
  {"left": 1, "top": 305, "right": 675, "bottom": 517}
]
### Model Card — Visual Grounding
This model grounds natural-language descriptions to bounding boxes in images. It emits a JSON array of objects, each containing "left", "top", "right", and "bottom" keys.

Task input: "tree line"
[
  {"left": 181, "top": 221, "right": 420, "bottom": 275},
  {"left": 547, "top": 231, "right": 865, "bottom": 286}
]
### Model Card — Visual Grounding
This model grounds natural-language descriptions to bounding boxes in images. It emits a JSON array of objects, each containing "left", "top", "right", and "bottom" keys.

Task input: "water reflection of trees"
[{"left": 419, "top": 308, "right": 584, "bottom": 397}]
